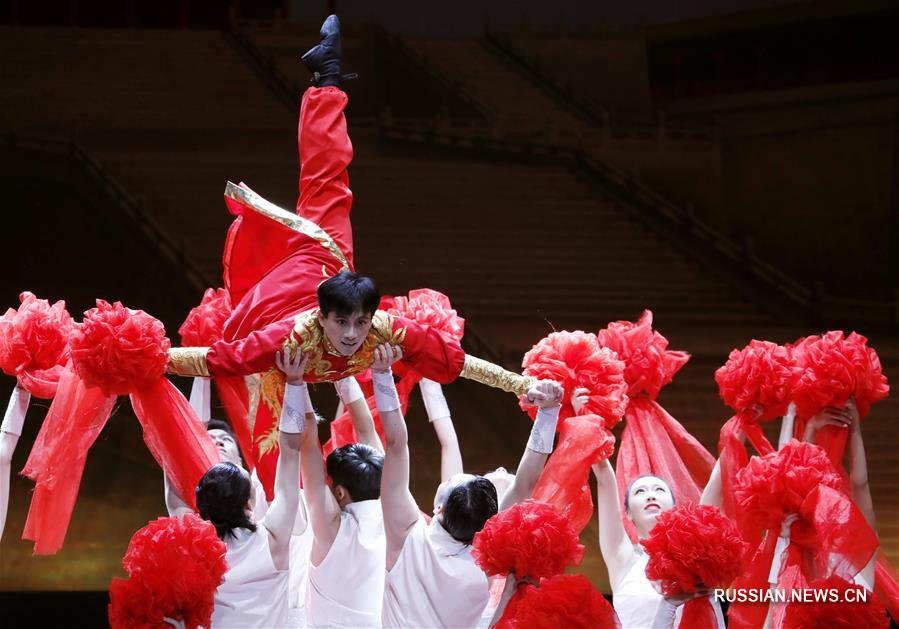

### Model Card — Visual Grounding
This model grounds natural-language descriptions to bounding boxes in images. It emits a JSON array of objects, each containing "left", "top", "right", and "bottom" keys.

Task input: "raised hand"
[
  {"left": 275, "top": 349, "right": 309, "bottom": 385},
  {"left": 371, "top": 343, "right": 403, "bottom": 374}
]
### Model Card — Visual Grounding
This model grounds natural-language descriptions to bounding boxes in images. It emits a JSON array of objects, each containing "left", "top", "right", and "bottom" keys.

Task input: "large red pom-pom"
[
  {"left": 596, "top": 310, "right": 689, "bottom": 400},
  {"left": 110, "top": 514, "right": 228, "bottom": 629},
  {"left": 783, "top": 575, "right": 889, "bottom": 628},
  {"left": 792, "top": 331, "right": 888, "bottom": 419},
  {"left": 0, "top": 291, "right": 74, "bottom": 379},
  {"left": 521, "top": 331, "right": 628, "bottom": 428},
  {"left": 497, "top": 574, "right": 619, "bottom": 629},
  {"left": 734, "top": 439, "right": 842, "bottom": 530},
  {"left": 178, "top": 288, "right": 232, "bottom": 347},
  {"left": 715, "top": 340, "right": 797, "bottom": 421},
  {"left": 70, "top": 300, "right": 170, "bottom": 396},
  {"left": 384, "top": 288, "right": 465, "bottom": 342},
  {"left": 641, "top": 503, "right": 746, "bottom": 596},
  {"left": 472, "top": 500, "right": 585, "bottom": 580}
]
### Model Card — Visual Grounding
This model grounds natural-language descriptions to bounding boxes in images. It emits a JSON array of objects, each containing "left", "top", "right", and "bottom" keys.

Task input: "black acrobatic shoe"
[{"left": 301, "top": 14, "right": 357, "bottom": 87}]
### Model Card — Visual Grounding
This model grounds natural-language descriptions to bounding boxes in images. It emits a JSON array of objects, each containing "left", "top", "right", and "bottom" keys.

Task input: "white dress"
[
  {"left": 211, "top": 524, "right": 290, "bottom": 628},
  {"left": 382, "top": 517, "right": 490, "bottom": 628},
  {"left": 613, "top": 547, "right": 725, "bottom": 629},
  {"left": 306, "top": 499, "right": 386, "bottom": 628}
]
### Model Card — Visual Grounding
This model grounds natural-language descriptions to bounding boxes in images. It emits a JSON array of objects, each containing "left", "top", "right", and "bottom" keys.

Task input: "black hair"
[
  {"left": 325, "top": 443, "right": 384, "bottom": 502},
  {"left": 623, "top": 474, "right": 675, "bottom": 512},
  {"left": 206, "top": 418, "right": 245, "bottom": 467},
  {"left": 317, "top": 271, "right": 380, "bottom": 317},
  {"left": 195, "top": 462, "right": 256, "bottom": 540},
  {"left": 441, "top": 476, "right": 498, "bottom": 544}
]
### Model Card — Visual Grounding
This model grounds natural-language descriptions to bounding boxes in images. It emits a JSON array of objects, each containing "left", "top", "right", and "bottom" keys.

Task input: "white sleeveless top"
[
  {"left": 613, "top": 547, "right": 724, "bottom": 629},
  {"left": 306, "top": 499, "right": 386, "bottom": 628},
  {"left": 212, "top": 525, "right": 290, "bottom": 628},
  {"left": 287, "top": 516, "right": 314, "bottom": 628},
  {"left": 383, "top": 517, "right": 490, "bottom": 628}
]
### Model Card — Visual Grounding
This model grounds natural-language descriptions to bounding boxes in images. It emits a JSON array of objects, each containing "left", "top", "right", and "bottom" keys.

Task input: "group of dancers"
[{"left": 1, "top": 15, "right": 897, "bottom": 628}]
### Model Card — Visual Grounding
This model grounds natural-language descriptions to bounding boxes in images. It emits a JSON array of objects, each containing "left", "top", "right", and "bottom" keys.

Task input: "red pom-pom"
[
  {"left": 521, "top": 331, "right": 628, "bottom": 429},
  {"left": 384, "top": 288, "right": 465, "bottom": 342},
  {"left": 109, "top": 577, "right": 170, "bottom": 628},
  {"left": 783, "top": 575, "right": 889, "bottom": 628},
  {"left": 472, "top": 500, "right": 585, "bottom": 580},
  {"left": 497, "top": 574, "right": 619, "bottom": 629},
  {"left": 0, "top": 292, "right": 74, "bottom": 387},
  {"left": 641, "top": 503, "right": 746, "bottom": 596},
  {"left": 735, "top": 439, "right": 842, "bottom": 530},
  {"left": 596, "top": 310, "right": 689, "bottom": 400},
  {"left": 70, "top": 300, "right": 170, "bottom": 396},
  {"left": 792, "top": 331, "right": 888, "bottom": 419},
  {"left": 110, "top": 514, "right": 228, "bottom": 629},
  {"left": 178, "top": 288, "right": 232, "bottom": 347},
  {"left": 715, "top": 340, "right": 797, "bottom": 422}
]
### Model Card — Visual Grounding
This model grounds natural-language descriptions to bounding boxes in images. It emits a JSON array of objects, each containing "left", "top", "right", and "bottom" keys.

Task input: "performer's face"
[
  {"left": 208, "top": 428, "right": 242, "bottom": 467},
  {"left": 626, "top": 475, "right": 674, "bottom": 537},
  {"left": 319, "top": 310, "right": 373, "bottom": 356}
]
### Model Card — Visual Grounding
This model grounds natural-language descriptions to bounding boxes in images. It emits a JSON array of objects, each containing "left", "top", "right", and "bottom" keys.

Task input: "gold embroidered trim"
[
  {"left": 224, "top": 181, "right": 350, "bottom": 271},
  {"left": 460, "top": 354, "right": 535, "bottom": 395},
  {"left": 166, "top": 347, "right": 210, "bottom": 377}
]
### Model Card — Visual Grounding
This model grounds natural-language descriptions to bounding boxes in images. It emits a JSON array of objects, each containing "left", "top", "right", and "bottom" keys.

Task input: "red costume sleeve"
[
  {"left": 207, "top": 318, "right": 296, "bottom": 377},
  {"left": 393, "top": 315, "right": 465, "bottom": 384}
]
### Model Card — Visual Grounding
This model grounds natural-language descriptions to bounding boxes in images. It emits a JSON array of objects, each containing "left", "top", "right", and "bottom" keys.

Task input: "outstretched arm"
[
  {"left": 593, "top": 460, "right": 634, "bottom": 589},
  {"left": 701, "top": 427, "right": 745, "bottom": 508},
  {"left": 300, "top": 375, "right": 342, "bottom": 565},
  {"left": 335, "top": 376, "right": 383, "bottom": 454},
  {"left": 164, "top": 377, "right": 209, "bottom": 517},
  {"left": 264, "top": 350, "right": 306, "bottom": 570},
  {"left": 0, "top": 385, "right": 29, "bottom": 542},
  {"left": 375, "top": 345, "right": 422, "bottom": 570},
  {"left": 420, "top": 378, "right": 463, "bottom": 482},
  {"left": 499, "top": 380, "right": 563, "bottom": 511}
]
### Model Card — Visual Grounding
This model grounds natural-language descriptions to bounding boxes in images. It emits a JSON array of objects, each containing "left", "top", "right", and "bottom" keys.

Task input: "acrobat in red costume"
[{"left": 167, "top": 19, "right": 534, "bottom": 496}]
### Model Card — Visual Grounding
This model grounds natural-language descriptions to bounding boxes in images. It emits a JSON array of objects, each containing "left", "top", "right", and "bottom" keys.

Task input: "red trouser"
[{"left": 211, "top": 87, "right": 354, "bottom": 376}]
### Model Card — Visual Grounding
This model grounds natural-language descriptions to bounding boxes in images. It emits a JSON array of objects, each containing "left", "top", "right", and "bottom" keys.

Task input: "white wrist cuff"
[
  {"left": 1, "top": 385, "right": 30, "bottom": 437},
  {"left": 527, "top": 405, "right": 560, "bottom": 454},
  {"left": 279, "top": 383, "right": 307, "bottom": 434},
  {"left": 420, "top": 378, "right": 450, "bottom": 422},
  {"left": 651, "top": 598, "right": 678, "bottom": 629},
  {"left": 372, "top": 370, "right": 400, "bottom": 413},
  {"left": 189, "top": 377, "right": 212, "bottom": 424},
  {"left": 334, "top": 377, "right": 364, "bottom": 405}
]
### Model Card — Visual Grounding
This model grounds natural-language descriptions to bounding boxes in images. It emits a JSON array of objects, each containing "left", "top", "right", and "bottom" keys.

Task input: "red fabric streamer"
[
  {"left": 642, "top": 503, "right": 746, "bottom": 629},
  {"left": 496, "top": 574, "right": 620, "bottom": 629},
  {"left": 21, "top": 364, "right": 116, "bottom": 554},
  {"left": 0, "top": 291, "right": 74, "bottom": 398},
  {"left": 109, "top": 514, "right": 228, "bottom": 629},
  {"left": 714, "top": 340, "right": 797, "bottom": 544},
  {"left": 179, "top": 288, "right": 255, "bottom": 470},
  {"left": 532, "top": 414, "right": 615, "bottom": 535},
  {"left": 596, "top": 311, "right": 714, "bottom": 542},
  {"left": 782, "top": 575, "right": 889, "bottom": 628},
  {"left": 472, "top": 500, "right": 585, "bottom": 580},
  {"left": 22, "top": 301, "right": 218, "bottom": 554},
  {"left": 728, "top": 440, "right": 880, "bottom": 628},
  {"left": 521, "top": 330, "right": 628, "bottom": 429}
]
